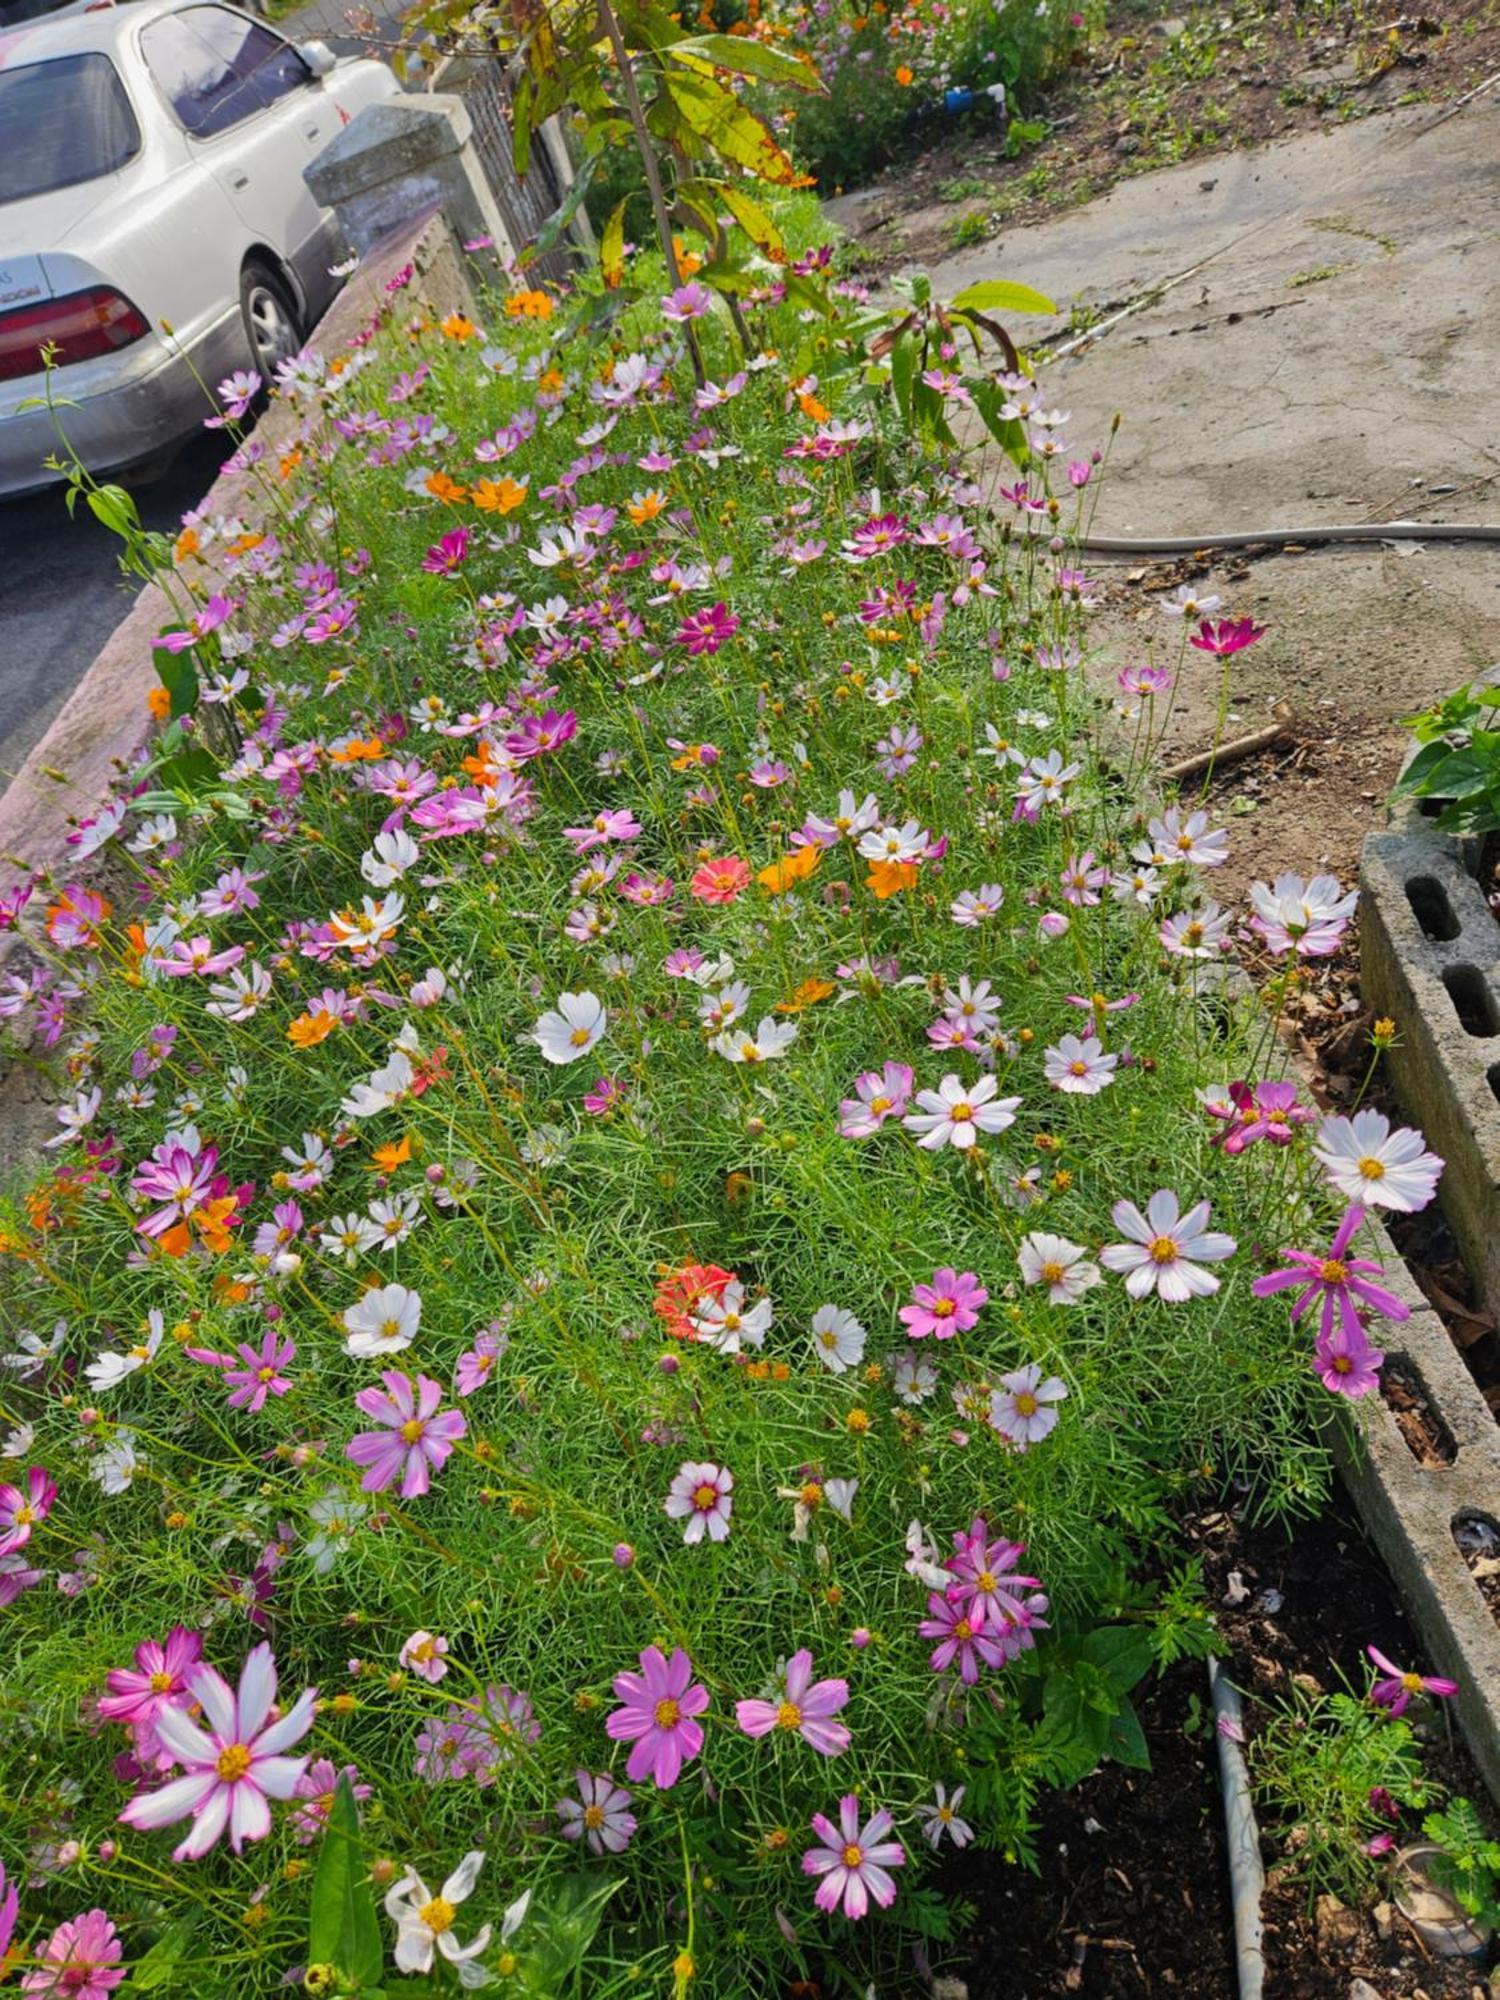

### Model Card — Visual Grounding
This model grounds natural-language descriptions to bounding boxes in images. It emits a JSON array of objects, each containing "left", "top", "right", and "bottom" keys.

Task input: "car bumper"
[{"left": 0, "top": 315, "right": 241, "bottom": 500}]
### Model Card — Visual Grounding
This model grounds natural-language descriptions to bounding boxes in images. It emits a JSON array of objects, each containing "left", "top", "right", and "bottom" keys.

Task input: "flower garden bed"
[{"left": 0, "top": 200, "right": 1493, "bottom": 1996}]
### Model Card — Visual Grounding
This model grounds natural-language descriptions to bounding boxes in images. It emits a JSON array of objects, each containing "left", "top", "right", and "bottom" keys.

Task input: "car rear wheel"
[{"left": 239, "top": 261, "right": 301, "bottom": 378}]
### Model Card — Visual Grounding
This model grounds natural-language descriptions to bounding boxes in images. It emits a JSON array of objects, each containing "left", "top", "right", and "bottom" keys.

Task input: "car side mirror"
[{"left": 296, "top": 38, "right": 337, "bottom": 78}]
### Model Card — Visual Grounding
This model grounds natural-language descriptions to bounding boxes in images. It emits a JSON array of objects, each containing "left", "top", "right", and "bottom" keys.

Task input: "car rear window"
[{"left": 0, "top": 54, "right": 140, "bottom": 203}]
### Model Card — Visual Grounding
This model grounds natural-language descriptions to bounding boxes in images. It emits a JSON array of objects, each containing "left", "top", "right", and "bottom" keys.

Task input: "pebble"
[
  {"left": 1348, "top": 1983, "right": 1384, "bottom": 2000},
  {"left": 1372, "top": 1899, "right": 1393, "bottom": 1941},
  {"left": 1316, "top": 1892, "right": 1362, "bottom": 1948}
]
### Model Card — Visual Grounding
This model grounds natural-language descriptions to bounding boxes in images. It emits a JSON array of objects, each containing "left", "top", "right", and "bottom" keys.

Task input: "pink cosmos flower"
[
  {"left": 1190, "top": 616, "right": 1265, "bottom": 656},
  {"left": 689, "top": 856, "right": 751, "bottom": 904},
  {"left": 606, "top": 1646, "right": 709, "bottom": 1789},
  {"left": 504, "top": 708, "right": 577, "bottom": 760},
  {"left": 157, "top": 593, "right": 235, "bottom": 652},
  {"left": 20, "top": 1908, "right": 124, "bottom": 1999},
  {"left": 1367, "top": 1645, "right": 1459, "bottom": 1716},
  {"left": 660, "top": 281, "right": 712, "bottom": 323},
  {"left": 399, "top": 1630, "right": 451, "bottom": 1683},
  {"left": 557, "top": 1770, "right": 637, "bottom": 1854},
  {"left": 1314, "top": 1321, "right": 1385, "bottom": 1399},
  {"left": 1210, "top": 1078, "right": 1314, "bottom": 1153},
  {"left": 675, "top": 602, "right": 740, "bottom": 655},
  {"left": 118, "top": 1641, "right": 316, "bottom": 1858},
  {"left": 0, "top": 1863, "right": 14, "bottom": 1966},
  {"left": 454, "top": 1327, "right": 507, "bottom": 1396},
  {"left": 0, "top": 1464, "right": 55, "bottom": 1557},
  {"left": 1247, "top": 872, "right": 1358, "bottom": 958},
  {"left": 1043, "top": 1032, "right": 1118, "bottom": 1095},
  {"left": 736, "top": 1649, "right": 851, "bottom": 1755},
  {"left": 665, "top": 1461, "right": 734, "bottom": 1544},
  {"left": 802, "top": 1795, "right": 905, "bottom": 1919},
  {"left": 1251, "top": 1205, "right": 1411, "bottom": 1344},
  {"left": 838, "top": 1061, "right": 914, "bottom": 1138},
  {"left": 563, "top": 807, "right": 643, "bottom": 854},
  {"left": 345, "top": 1371, "right": 467, "bottom": 1498},
  {"left": 288, "top": 1760, "right": 372, "bottom": 1844},
  {"left": 899, "top": 1268, "right": 988, "bottom": 1339},
  {"left": 1099, "top": 1189, "right": 1237, "bottom": 1301},
  {"left": 946, "top": 1519, "right": 1044, "bottom": 1628},
  {"left": 185, "top": 1329, "right": 296, "bottom": 1412}
]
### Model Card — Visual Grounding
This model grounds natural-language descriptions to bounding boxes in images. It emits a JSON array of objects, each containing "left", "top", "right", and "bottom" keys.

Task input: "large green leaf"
[
  {"left": 948, "top": 278, "right": 1058, "bottom": 317},
  {"left": 668, "top": 33, "right": 824, "bottom": 92},
  {"left": 663, "top": 71, "right": 804, "bottom": 186},
  {"left": 129, "top": 1914, "right": 197, "bottom": 1991},
  {"left": 152, "top": 641, "right": 198, "bottom": 721},
  {"left": 1078, "top": 1625, "right": 1156, "bottom": 1698},
  {"left": 523, "top": 149, "right": 597, "bottom": 264},
  {"left": 1105, "top": 1696, "right": 1152, "bottom": 1771},
  {"left": 717, "top": 183, "right": 786, "bottom": 262},
  {"left": 307, "top": 1773, "right": 384, "bottom": 1994},
  {"left": 599, "top": 198, "right": 628, "bottom": 291}
]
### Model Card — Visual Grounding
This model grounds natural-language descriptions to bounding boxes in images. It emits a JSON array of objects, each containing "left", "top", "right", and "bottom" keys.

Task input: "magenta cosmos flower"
[
  {"left": 736, "top": 1649, "right": 851, "bottom": 1756},
  {"left": 660, "top": 280, "right": 712, "bottom": 323},
  {"left": 899, "top": 1267, "right": 988, "bottom": 1339},
  {"left": 838, "top": 1061, "right": 914, "bottom": 1138},
  {"left": 1314, "top": 1321, "right": 1385, "bottom": 1399},
  {"left": 1212, "top": 1079, "right": 1314, "bottom": 1154},
  {"left": 1251, "top": 1205, "right": 1410, "bottom": 1344},
  {"left": 556, "top": 1769, "right": 637, "bottom": 1854},
  {"left": 21, "top": 1908, "right": 124, "bottom": 1999},
  {"left": 185, "top": 1329, "right": 296, "bottom": 1412},
  {"left": 802, "top": 1795, "right": 906, "bottom": 1920},
  {"left": 1189, "top": 616, "right": 1265, "bottom": 656},
  {"left": 0, "top": 1464, "right": 55, "bottom": 1557},
  {"left": 1099, "top": 1189, "right": 1236, "bottom": 1301},
  {"left": 606, "top": 1646, "right": 709, "bottom": 1789},
  {"left": 346, "top": 1371, "right": 467, "bottom": 1498},
  {"left": 665, "top": 1461, "right": 734, "bottom": 1545},
  {"left": 97, "top": 1625, "right": 204, "bottom": 1763},
  {"left": 674, "top": 601, "right": 739, "bottom": 655},
  {"left": 119, "top": 1641, "right": 316, "bottom": 1858},
  {"left": 420, "top": 526, "right": 470, "bottom": 575},
  {"left": 1367, "top": 1645, "right": 1458, "bottom": 1716},
  {"left": 918, "top": 1591, "right": 1009, "bottom": 1684}
]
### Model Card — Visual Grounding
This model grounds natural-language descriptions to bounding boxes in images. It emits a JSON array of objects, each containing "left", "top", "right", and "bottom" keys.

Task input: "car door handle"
[
  {"left": 229, "top": 170, "right": 250, "bottom": 189},
  {"left": 303, "top": 121, "right": 321, "bottom": 139}
]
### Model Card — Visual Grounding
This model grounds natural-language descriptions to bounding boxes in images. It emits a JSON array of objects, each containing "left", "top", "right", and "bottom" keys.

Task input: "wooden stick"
[{"left": 1160, "top": 722, "right": 1288, "bottom": 783}]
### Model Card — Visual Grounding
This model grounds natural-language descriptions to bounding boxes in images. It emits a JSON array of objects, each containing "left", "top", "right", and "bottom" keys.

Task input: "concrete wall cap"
[{"left": 305, "top": 95, "right": 474, "bottom": 205}]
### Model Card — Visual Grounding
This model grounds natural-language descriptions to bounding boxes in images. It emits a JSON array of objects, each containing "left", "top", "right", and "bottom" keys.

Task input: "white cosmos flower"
[
  {"left": 1017, "top": 1232, "right": 1102, "bottom": 1304},
  {"left": 385, "top": 1849, "right": 495, "bottom": 1985},
  {"left": 810, "top": 1305, "right": 865, "bottom": 1373},
  {"left": 691, "top": 1280, "right": 772, "bottom": 1353},
  {"left": 361, "top": 827, "right": 420, "bottom": 888},
  {"left": 903, "top": 1073, "right": 1021, "bottom": 1151},
  {"left": 344, "top": 1283, "right": 422, "bottom": 1357},
  {"left": 1312, "top": 1110, "right": 1443, "bottom": 1213},
  {"left": 91, "top": 1429, "right": 141, "bottom": 1494},
  {"left": 712, "top": 1017, "right": 798, "bottom": 1064},
  {"left": 534, "top": 991, "right": 607, "bottom": 1065},
  {"left": 86, "top": 1310, "right": 164, "bottom": 1392},
  {"left": 857, "top": 818, "right": 929, "bottom": 864},
  {"left": 342, "top": 1026, "right": 421, "bottom": 1118}
]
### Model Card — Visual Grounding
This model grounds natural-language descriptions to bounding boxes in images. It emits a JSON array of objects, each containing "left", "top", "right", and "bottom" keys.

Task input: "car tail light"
[{"left": 0, "top": 286, "right": 150, "bottom": 384}]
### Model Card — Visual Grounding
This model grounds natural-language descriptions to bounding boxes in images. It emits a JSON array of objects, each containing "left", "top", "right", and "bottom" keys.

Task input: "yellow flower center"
[
  {"left": 257, "top": 1365, "right": 277, "bottom": 1383},
  {"left": 129, "top": 1343, "right": 153, "bottom": 1361},
  {"left": 419, "top": 1896, "right": 455, "bottom": 1935},
  {"left": 1015, "top": 1391, "right": 1039, "bottom": 1417},
  {"left": 399, "top": 1418, "right": 426, "bottom": 1445},
  {"left": 1319, "top": 1260, "right": 1348, "bottom": 1286},
  {"left": 800, "top": 1481, "right": 823, "bottom": 1508},
  {"left": 1040, "top": 1260, "right": 1065, "bottom": 1285},
  {"left": 13, "top": 1505, "right": 34, "bottom": 1527},
  {"left": 1358, "top": 1156, "right": 1385, "bottom": 1180},
  {"left": 379, "top": 1318, "right": 401, "bottom": 1340},
  {"left": 216, "top": 1743, "right": 252, "bottom": 1781},
  {"left": 1332, "top": 1353, "right": 1352, "bottom": 1374},
  {"left": 775, "top": 1700, "right": 803, "bottom": 1731},
  {"left": 955, "top": 1618, "right": 974, "bottom": 1641},
  {"left": 583, "top": 1803, "right": 606, "bottom": 1830},
  {"left": 692, "top": 1483, "right": 719, "bottom": 1512},
  {"left": 1401, "top": 1672, "right": 1423, "bottom": 1694},
  {"left": 950, "top": 1101, "right": 974, "bottom": 1123},
  {"left": 569, "top": 1026, "right": 592, "bottom": 1046},
  {"left": 654, "top": 1697, "right": 681, "bottom": 1729},
  {"left": 933, "top": 1298, "right": 955, "bottom": 1318},
  {"left": 149, "top": 1671, "right": 174, "bottom": 1694},
  {"left": 1148, "top": 1235, "right": 1178, "bottom": 1264},
  {"left": 841, "top": 1843, "right": 864, "bottom": 1869},
  {"left": 869, "top": 1095, "right": 891, "bottom": 1114}
]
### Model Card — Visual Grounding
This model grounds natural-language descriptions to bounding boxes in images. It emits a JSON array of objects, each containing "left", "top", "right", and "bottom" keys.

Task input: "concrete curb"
[{"left": 0, "top": 206, "right": 474, "bottom": 911}]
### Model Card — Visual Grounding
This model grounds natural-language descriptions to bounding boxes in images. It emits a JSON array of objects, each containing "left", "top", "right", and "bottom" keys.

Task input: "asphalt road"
[{"left": 0, "top": 0, "right": 410, "bottom": 787}]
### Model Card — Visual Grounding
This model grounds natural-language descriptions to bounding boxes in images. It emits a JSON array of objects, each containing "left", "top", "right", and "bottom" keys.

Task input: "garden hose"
[
  {"left": 1209, "top": 1656, "right": 1266, "bottom": 2000},
  {"left": 1021, "top": 521, "right": 1500, "bottom": 558}
]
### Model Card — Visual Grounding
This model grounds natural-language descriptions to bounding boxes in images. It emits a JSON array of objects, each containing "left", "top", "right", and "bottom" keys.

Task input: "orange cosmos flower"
[
  {"left": 441, "top": 311, "right": 478, "bottom": 341},
  {"left": 328, "top": 735, "right": 385, "bottom": 763},
  {"left": 424, "top": 470, "right": 468, "bottom": 505},
  {"left": 147, "top": 685, "right": 172, "bottom": 721},
  {"left": 757, "top": 846, "right": 821, "bottom": 894},
  {"left": 775, "top": 978, "right": 836, "bottom": 1014},
  {"left": 866, "top": 859, "right": 919, "bottom": 898},
  {"left": 288, "top": 1008, "right": 339, "bottom": 1048},
  {"left": 472, "top": 476, "right": 528, "bottom": 514},
  {"left": 371, "top": 1135, "right": 413, "bottom": 1173},
  {"left": 894, "top": 63, "right": 914, "bottom": 83},
  {"left": 173, "top": 526, "right": 201, "bottom": 564},
  {"left": 503, "top": 290, "right": 554, "bottom": 321},
  {"left": 628, "top": 489, "right": 668, "bottom": 525}
]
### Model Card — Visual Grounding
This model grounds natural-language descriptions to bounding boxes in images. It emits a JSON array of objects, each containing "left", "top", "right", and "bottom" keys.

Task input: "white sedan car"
[{"left": 0, "top": 0, "right": 397, "bottom": 496}]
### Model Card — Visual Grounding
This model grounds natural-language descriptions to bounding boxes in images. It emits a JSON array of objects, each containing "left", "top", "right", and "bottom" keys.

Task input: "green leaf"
[
  {"left": 524, "top": 150, "right": 597, "bottom": 263},
  {"left": 152, "top": 642, "right": 199, "bottom": 720},
  {"left": 1105, "top": 1696, "right": 1152, "bottom": 1771},
  {"left": 85, "top": 482, "right": 142, "bottom": 540},
  {"left": 129, "top": 1914, "right": 197, "bottom": 1990},
  {"left": 307, "top": 1773, "right": 383, "bottom": 1993},
  {"left": 890, "top": 331, "right": 916, "bottom": 427},
  {"left": 599, "top": 198, "right": 628, "bottom": 291},
  {"left": 948, "top": 278, "right": 1058, "bottom": 317},
  {"left": 1079, "top": 1625, "right": 1156, "bottom": 1697},
  {"left": 970, "top": 381, "right": 1029, "bottom": 470},
  {"left": 697, "top": 260, "right": 759, "bottom": 296},
  {"left": 668, "top": 33, "right": 824, "bottom": 92},
  {"left": 1029, "top": 1702, "right": 1109, "bottom": 1788},
  {"left": 664, "top": 71, "right": 804, "bottom": 186},
  {"left": 717, "top": 183, "right": 786, "bottom": 262}
]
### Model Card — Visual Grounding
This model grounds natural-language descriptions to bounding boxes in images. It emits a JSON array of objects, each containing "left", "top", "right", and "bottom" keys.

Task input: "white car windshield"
[{"left": 0, "top": 53, "right": 141, "bottom": 203}]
